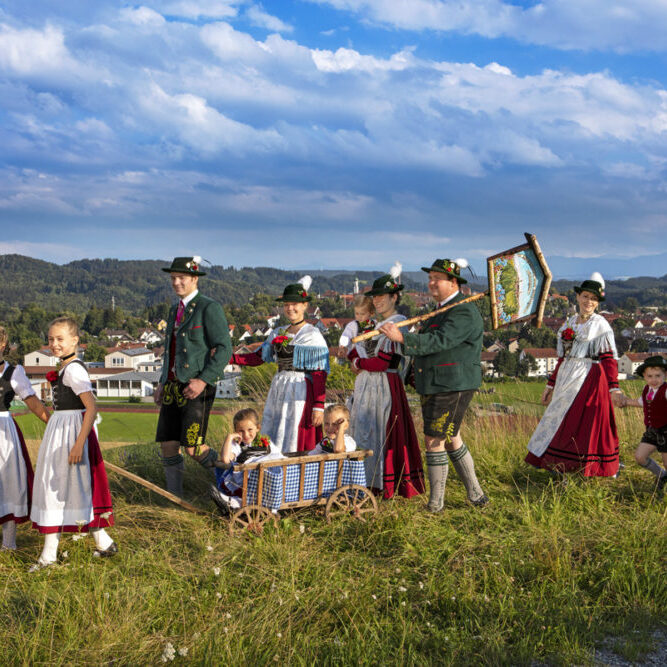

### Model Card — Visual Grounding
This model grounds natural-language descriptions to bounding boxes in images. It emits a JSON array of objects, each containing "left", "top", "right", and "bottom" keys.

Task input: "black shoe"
[
  {"left": 209, "top": 485, "right": 231, "bottom": 516},
  {"left": 470, "top": 494, "right": 489, "bottom": 508},
  {"left": 93, "top": 542, "right": 118, "bottom": 558}
]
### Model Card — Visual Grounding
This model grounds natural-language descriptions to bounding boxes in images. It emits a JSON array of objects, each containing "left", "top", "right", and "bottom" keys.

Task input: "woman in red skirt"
[{"left": 526, "top": 273, "right": 623, "bottom": 476}]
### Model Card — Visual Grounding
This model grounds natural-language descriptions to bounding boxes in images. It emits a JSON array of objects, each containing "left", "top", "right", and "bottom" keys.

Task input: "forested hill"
[
  {"left": 0, "top": 254, "right": 665, "bottom": 316},
  {"left": 0, "top": 255, "right": 424, "bottom": 314}
]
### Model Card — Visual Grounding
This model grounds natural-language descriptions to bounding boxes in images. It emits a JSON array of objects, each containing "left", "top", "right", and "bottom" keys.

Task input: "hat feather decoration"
[
  {"left": 453, "top": 258, "right": 468, "bottom": 269},
  {"left": 590, "top": 271, "right": 605, "bottom": 288},
  {"left": 389, "top": 261, "right": 402, "bottom": 280},
  {"left": 298, "top": 275, "right": 312, "bottom": 292}
]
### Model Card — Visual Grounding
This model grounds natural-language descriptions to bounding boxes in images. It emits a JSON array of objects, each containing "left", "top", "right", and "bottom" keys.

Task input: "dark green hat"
[
  {"left": 635, "top": 355, "right": 667, "bottom": 378},
  {"left": 573, "top": 272, "right": 605, "bottom": 302},
  {"left": 162, "top": 256, "right": 206, "bottom": 276},
  {"left": 366, "top": 272, "right": 404, "bottom": 296},
  {"left": 276, "top": 276, "right": 312, "bottom": 303},
  {"left": 421, "top": 258, "right": 468, "bottom": 284}
]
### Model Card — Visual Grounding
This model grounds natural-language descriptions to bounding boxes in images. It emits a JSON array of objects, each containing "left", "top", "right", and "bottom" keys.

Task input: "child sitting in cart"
[
  {"left": 210, "top": 408, "right": 284, "bottom": 511},
  {"left": 309, "top": 404, "right": 356, "bottom": 455}
]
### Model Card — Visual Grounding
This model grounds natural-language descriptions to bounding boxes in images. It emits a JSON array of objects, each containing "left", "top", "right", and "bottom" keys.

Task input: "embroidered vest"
[
  {"left": 276, "top": 344, "right": 297, "bottom": 372},
  {"left": 642, "top": 383, "right": 667, "bottom": 429},
  {"left": 52, "top": 360, "right": 87, "bottom": 411},
  {"left": 0, "top": 364, "right": 16, "bottom": 410}
]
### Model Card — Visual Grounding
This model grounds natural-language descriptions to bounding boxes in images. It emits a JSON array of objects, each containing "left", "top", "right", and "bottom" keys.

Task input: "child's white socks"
[
  {"left": 39, "top": 532, "right": 60, "bottom": 565},
  {"left": 640, "top": 457, "right": 666, "bottom": 479},
  {"left": 91, "top": 528, "right": 114, "bottom": 551}
]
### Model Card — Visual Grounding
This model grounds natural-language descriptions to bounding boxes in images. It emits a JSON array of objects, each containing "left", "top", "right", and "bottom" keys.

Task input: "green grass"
[{"left": 2, "top": 384, "right": 665, "bottom": 665}]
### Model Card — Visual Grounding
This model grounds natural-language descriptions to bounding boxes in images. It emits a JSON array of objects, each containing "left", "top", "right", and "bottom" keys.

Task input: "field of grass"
[{"left": 2, "top": 382, "right": 665, "bottom": 665}]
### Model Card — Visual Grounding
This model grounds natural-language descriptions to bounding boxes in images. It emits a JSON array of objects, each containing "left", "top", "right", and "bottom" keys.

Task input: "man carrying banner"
[
  {"left": 155, "top": 257, "right": 232, "bottom": 497},
  {"left": 379, "top": 258, "right": 489, "bottom": 512}
]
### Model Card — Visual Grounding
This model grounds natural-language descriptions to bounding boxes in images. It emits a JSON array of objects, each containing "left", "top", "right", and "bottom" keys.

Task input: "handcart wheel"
[
  {"left": 229, "top": 505, "right": 276, "bottom": 535},
  {"left": 325, "top": 485, "right": 378, "bottom": 524}
]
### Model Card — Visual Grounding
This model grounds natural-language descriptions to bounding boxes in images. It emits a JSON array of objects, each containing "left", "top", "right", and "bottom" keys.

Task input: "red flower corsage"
[
  {"left": 301, "top": 291, "right": 307, "bottom": 298},
  {"left": 46, "top": 370, "right": 59, "bottom": 383},
  {"left": 252, "top": 434, "right": 271, "bottom": 448},
  {"left": 561, "top": 327, "right": 576, "bottom": 341},
  {"left": 273, "top": 335, "right": 289, "bottom": 345}
]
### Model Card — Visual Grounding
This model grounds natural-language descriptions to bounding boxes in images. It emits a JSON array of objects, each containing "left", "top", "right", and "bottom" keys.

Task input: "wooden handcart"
[{"left": 214, "top": 449, "right": 378, "bottom": 534}]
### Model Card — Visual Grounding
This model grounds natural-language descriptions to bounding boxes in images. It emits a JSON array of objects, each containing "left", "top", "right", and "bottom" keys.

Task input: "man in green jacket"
[
  {"left": 380, "top": 258, "right": 488, "bottom": 511},
  {"left": 155, "top": 256, "right": 232, "bottom": 496}
]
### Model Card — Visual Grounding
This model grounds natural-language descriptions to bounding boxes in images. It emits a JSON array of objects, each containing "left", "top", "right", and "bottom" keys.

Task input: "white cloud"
[
  {"left": 245, "top": 5, "right": 294, "bottom": 33},
  {"left": 119, "top": 7, "right": 166, "bottom": 27},
  {"left": 308, "top": 0, "right": 667, "bottom": 52},
  {"left": 0, "top": 241, "right": 82, "bottom": 263},
  {"left": 311, "top": 46, "right": 414, "bottom": 72},
  {"left": 158, "top": 0, "right": 237, "bottom": 20},
  {"left": 0, "top": 24, "right": 73, "bottom": 74}
]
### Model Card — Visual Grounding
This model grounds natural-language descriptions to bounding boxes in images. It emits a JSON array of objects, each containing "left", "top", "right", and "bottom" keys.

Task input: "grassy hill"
[{"left": 2, "top": 381, "right": 665, "bottom": 665}]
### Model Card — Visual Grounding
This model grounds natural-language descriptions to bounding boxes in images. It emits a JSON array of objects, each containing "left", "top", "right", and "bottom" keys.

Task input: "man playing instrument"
[{"left": 379, "top": 258, "right": 489, "bottom": 511}]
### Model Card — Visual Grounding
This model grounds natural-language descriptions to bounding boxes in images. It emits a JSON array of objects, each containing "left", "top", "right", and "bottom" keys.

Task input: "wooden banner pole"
[
  {"left": 105, "top": 460, "right": 210, "bottom": 516},
  {"left": 351, "top": 291, "right": 488, "bottom": 343}
]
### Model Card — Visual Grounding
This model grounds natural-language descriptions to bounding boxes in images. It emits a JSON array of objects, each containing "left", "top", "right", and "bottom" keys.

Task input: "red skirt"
[
  {"left": 296, "top": 376, "right": 322, "bottom": 452},
  {"left": 0, "top": 419, "right": 34, "bottom": 525},
  {"left": 382, "top": 374, "right": 425, "bottom": 499},
  {"left": 34, "top": 427, "right": 115, "bottom": 534},
  {"left": 525, "top": 363, "right": 619, "bottom": 477}
]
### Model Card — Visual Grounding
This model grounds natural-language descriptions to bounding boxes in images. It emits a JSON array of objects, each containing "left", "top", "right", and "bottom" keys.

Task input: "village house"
[
  {"left": 520, "top": 348, "right": 559, "bottom": 377},
  {"left": 95, "top": 370, "right": 161, "bottom": 398},
  {"left": 100, "top": 328, "right": 135, "bottom": 342},
  {"left": 24, "top": 346, "right": 86, "bottom": 367},
  {"left": 104, "top": 345, "right": 156, "bottom": 370},
  {"left": 137, "top": 328, "right": 162, "bottom": 346},
  {"left": 618, "top": 352, "right": 662, "bottom": 377},
  {"left": 481, "top": 351, "right": 499, "bottom": 378}
]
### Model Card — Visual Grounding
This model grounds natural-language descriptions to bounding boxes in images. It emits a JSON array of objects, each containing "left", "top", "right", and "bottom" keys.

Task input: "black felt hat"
[
  {"left": 162, "top": 256, "right": 206, "bottom": 276},
  {"left": 635, "top": 355, "right": 667, "bottom": 378},
  {"left": 421, "top": 258, "right": 468, "bottom": 284},
  {"left": 276, "top": 275, "right": 312, "bottom": 303},
  {"left": 366, "top": 262, "right": 404, "bottom": 296},
  {"left": 573, "top": 272, "right": 606, "bottom": 301}
]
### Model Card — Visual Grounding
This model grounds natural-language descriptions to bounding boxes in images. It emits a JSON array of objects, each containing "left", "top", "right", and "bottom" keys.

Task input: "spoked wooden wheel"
[
  {"left": 229, "top": 505, "right": 276, "bottom": 535},
  {"left": 325, "top": 485, "right": 378, "bottom": 524}
]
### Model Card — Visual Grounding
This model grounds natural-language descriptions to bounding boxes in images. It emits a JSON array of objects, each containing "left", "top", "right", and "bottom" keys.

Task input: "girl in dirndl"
[
  {"left": 230, "top": 276, "right": 329, "bottom": 453},
  {"left": 525, "top": 273, "right": 623, "bottom": 477},
  {"left": 347, "top": 263, "right": 424, "bottom": 499},
  {"left": 0, "top": 326, "right": 50, "bottom": 550},
  {"left": 29, "top": 317, "right": 116, "bottom": 571}
]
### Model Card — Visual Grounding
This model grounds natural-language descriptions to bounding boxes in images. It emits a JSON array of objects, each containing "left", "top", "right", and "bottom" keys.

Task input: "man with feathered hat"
[
  {"left": 155, "top": 256, "right": 232, "bottom": 497},
  {"left": 380, "top": 257, "right": 488, "bottom": 511}
]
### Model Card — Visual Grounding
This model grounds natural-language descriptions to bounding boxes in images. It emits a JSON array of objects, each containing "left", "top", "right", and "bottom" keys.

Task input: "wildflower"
[
  {"left": 104, "top": 592, "right": 110, "bottom": 600},
  {"left": 270, "top": 583, "right": 277, "bottom": 592},
  {"left": 401, "top": 601, "right": 406, "bottom": 606},
  {"left": 72, "top": 534, "right": 85, "bottom": 541},
  {"left": 223, "top": 627, "right": 228, "bottom": 634},
  {"left": 395, "top": 568, "right": 401, "bottom": 573},
  {"left": 426, "top": 600, "right": 432, "bottom": 605},
  {"left": 341, "top": 591, "right": 348, "bottom": 599},
  {"left": 192, "top": 632, "right": 201, "bottom": 640},
  {"left": 445, "top": 636, "right": 449, "bottom": 641},
  {"left": 216, "top": 593, "right": 222, "bottom": 600},
  {"left": 206, "top": 545, "right": 213, "bottom": 552},
  {"left": 426, "top": 622, "right": 431, "bottom": 627},
  {"left": 276, "top": 632, "right": 282, "bottom": 638},
  {"left": 299, "top": 524, "right": 305, "bottom": 534},
  {"left": 371, "top": 594, "right": 377, "bottom": 600},
  {"left": 178, "top": 648, "right": 188, "bottom": 657},
  {"left": 484, "top": 594, "right": 490, "bottom": 602},
  {"left": 213, "top": 567, "right": 220, "bottom": 576},
  {"left": 398, "top": 586, "right": 407, "bottom": 592},
  {"left": 419, "top": 582, "right": 424, "bottom": 590},
  {"left": 225, "top": 612, "right": 231, "bottom": 619},
  {"left": 62, "top": 551, "right": 69, "bottom": 559},
  {"left": 100, "top": 511, "right": 112, "bottom": 520},
  {"left": 161, "top": 642, "right": 176, "bottom": 662},
  {"left": 451, "top": 596, "right": 456, "bottom": 600},
  {"left": 75, "top": 520, "right": 87, "bottom": 529}
]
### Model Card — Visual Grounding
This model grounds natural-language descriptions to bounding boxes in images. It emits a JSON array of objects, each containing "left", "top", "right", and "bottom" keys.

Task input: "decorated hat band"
[
  {"left": 573, "top": 272, "right": 605, "bottom": 301},
  {"left": 276, "top": 275, "right": 312, "bottom": 303},
  {"left": 366, "top": 261, "right": 404, "bottom": 296},
  {"left": 162, "top": 256, "right": 206, "bottom": 276},
  {"left": 635, "top": 355, "right": 667, "bottom": 378},
  {"left": 421, "top": 258, "right": 469, "bottom": 284}
]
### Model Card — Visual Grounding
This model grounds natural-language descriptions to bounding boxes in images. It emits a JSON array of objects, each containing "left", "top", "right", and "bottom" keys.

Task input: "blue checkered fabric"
[{"left": 245, "top": 459, "right": 367, "bottom": 509}]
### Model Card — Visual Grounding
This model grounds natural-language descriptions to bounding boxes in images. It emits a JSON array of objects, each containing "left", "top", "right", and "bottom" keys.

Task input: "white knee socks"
[
  {"left": 91, "top": 528, "right": 114, "bottom": 551},
  {"left": 1, "top": 520, "right": 17, "bottom": 550},
  {"left": 39, "top": 532, "right": 60, "bottom": 565}
]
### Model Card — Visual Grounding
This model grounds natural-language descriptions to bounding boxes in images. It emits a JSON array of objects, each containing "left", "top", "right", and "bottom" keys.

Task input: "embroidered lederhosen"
[
  {"left": 0, "top": 364, "right": 16, "bottom": 411},
  {"left": 52, "top": 361, "right": 86, "bottom": 411}
]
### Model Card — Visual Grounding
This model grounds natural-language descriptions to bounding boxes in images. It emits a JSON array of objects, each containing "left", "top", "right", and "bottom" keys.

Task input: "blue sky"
[{"left": 1, "top": 0, "right": 666, "bottom": 275}]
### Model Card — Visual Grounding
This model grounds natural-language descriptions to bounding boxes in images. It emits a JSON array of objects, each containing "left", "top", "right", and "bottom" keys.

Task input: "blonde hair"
[
  {"left": 233, "top": 408, "right": 260, "bottom": 429},
  {"left": 353, "top": 294, "right": 374, "bottom": 315},
  {"left": 0, "top": 326, "right": 8, "bottom": 356},
  {"left": 49, "top": 316, "right": 80, "bottom": 337},
  {"left": 324, "top": 404, "right": 350, "bottom": 420}
]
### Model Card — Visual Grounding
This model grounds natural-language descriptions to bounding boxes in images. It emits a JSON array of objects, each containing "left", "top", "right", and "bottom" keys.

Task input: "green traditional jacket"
[
  {"left": 402, "top": 292, "right": 483, "bottom": 394},
  {"left": 159, "top": 293, "right": 232, "bottom": 386}
]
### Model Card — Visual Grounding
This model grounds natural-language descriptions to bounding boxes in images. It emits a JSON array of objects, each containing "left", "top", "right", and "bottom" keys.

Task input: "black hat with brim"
[
  {"left": 421, "top": 259, "right": 468, "bottom": 284},
  {"left": 162, "top": 257, "right": 206, "bottom": 276},
  {"left": 635, "top": 355, "right": 667, "bottom": 378},
  {"left": 276, "top": 284, "right": 312, "bottom": 303},
  {"left": 574, "top": 280, "right": 605, "bottom": 302},
  {"left": 365, "top": 274, "right": 405, "bottom": 296}
]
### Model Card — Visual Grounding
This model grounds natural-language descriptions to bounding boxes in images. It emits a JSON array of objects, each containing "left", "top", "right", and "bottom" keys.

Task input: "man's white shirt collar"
[
  {"left": 437, "top": 290, "right": 460, "bottom": 309},
  {"left": 180, "top": 289, "right": 198, "bottom": 307}
]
